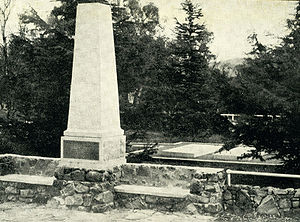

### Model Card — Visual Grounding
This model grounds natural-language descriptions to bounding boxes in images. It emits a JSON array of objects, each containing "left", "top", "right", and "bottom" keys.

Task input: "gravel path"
[{"left": 0, "top": 202, "right": 215, "bottom": 222}]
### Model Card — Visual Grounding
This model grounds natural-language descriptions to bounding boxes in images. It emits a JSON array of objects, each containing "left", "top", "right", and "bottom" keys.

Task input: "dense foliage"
[
  {"left": 0, "top": 0, "right": 188, "bottom": 156},
  {"left": 0, "top": 0, "right": 298, "bottom": 172},
  {"left": 223, "top": 1, "right": 300, "bottom": 172},
  {"left": 162, "top": 0, "right": 230, "bottom": 139}
]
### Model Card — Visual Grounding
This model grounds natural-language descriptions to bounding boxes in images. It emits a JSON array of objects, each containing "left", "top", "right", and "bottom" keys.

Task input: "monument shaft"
[{"left": 61, "top": 3, "right": 125, "bottom": 165}]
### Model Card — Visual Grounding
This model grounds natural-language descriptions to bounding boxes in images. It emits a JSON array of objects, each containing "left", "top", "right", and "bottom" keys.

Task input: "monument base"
[
  {"left": 58, "top": 157, "right": 126, "bottom": 170},
  {"left": 61, "top": 135, "right": 126, "bottom": 164}
]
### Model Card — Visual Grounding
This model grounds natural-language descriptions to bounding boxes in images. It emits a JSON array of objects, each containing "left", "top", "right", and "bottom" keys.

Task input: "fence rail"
[
  {"left": 226, "top": 169, "right": 300, "bottom": 186},
  {"left": 220, "top": 114, "right": 281, "bottom": 125}
]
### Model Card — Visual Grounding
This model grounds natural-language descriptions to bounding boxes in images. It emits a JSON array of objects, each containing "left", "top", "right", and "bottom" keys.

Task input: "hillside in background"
[{"left": 216, "top": 58, "right": 244, "bottom": 77}]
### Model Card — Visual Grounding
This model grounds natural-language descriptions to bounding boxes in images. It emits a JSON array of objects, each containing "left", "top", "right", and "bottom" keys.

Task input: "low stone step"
[
  {"left": 114, "top": 185, "right": 191, "bottom": 212},
  {"left": 114, "top": 184, "right": 190, "bottom": 198},
  {"left": 0, "top": 174, "right": 55, "bottom": 186},
  {"left": 0, "top": 174, "right": 59, "bottom": 204}
]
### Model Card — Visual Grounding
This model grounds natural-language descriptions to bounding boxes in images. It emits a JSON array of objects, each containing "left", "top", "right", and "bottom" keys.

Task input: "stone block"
[
  {"left": 19, "top": 197, "right": 33, "bottom": 203},
  {"left": 60, "top": 183, "right": 76, "bottom": 196},
  {"left": 236, "top": 190, "right": 253, "bottom": 210},
  {"left": 190, "top": 179, "right": 204, "bottom": 195},
  {"left": 37, "top": 186, "right": 46, "bottom": 193},
  {"left": 257, "top": 195, "right": 280, "bottom": 216},
  {"left": 254, "top": 189, "right": 268, "bottom": 197},
  {"left": 83, "top": 194, "right": 93, "bottom": 207},
  {"left": 20, "top": 189, "right": 35, "bottom": 198},
  {"left": 46, "top": 198, "right": 59, "bottom": 208},
  {"left": 232, "top": 204, "right": 244, "bottom": 215},
  {"left": 278, "top": 198, "right": 291, "bottom": 209},
  {"left": 193, "top": 172, "right": 204, "bottom": 179},
  {"left": 75, "top": 183, "right": 89, "bottom": 193},
  {"left": 65, "top": 194, "right": 83, "bottom": 206},
  {"left": 52, "top": 180, "right": 65, "bottom": 189},
  {"left": 254, "top": 196, "right": 263, "bottom": 205},
  {"left": 217, "top": 172, "right": 225, "bottom": 180},
  {"left": 292, "top": 200, "right": 300, "bottom": 208},
  {"left": 214, "top": 184, "right": 221, "bottom": 193},
  {"left": 193, "top": 203, "right": 205, "bottom": 212},
  {"left": 90, "top": 183, "right": 105, "bottom": 194},
  {"left": 286, "top": 188, "right": 295, "bottom": 194},
  {"left": 294, "top": 189, "right": 300, "bottom": 198},
  {"left": 103, "top": 171, "right": 115, "bottom": 182},
  {"left": 64, "top": 174, "right": 72, "bottom": 181},
  {"left": 70, "top": 170, "right": 85, "bottom": 181},
  {"left": 91, "top": 203, "right": 113, "bottom": 213},
  {"left": 34, "top": 194, "right": 50, "bottom": 204},
  {"left": 185, "top": 203, "right": 198, "bottom": 215},
  {"left": 204, "top": 203, "right": 223, "bottom": 214},
  {"left": 204, "top": 184, "right": 216, "bottom": 192},
  {"left": 94, "top": 191, "right": 114, "bottom": 204},
  {"left": 125, "top": 197, "right": 147, "bottom": 209},
  {"left": 210, "top": 193, "right": 222, "bottom": 203},
  {"left": 208, "top": 174, "right": 219, "bottom": 182},
  {"left": 86, "top": 171, "right": 103, "bottom": 182},
  {"left": 46, "top": 197, "right": 65, "bottom": 208},
  {"left": 226, "top": 200, "right": 233, "bottom": 205},
  {"left": 187, "top": 194, "right": 210, "bottom": 204},
  {"left": 223, "top": 190, "right": 232, "bottom": 200},
  {"left": 0, "top": 191, "right": 6, "bottom": 201},
  {"left": 7, "top": 195, "right": 17, "bottom": 201},
  {"left": 273, "top": 189, "right": 289, "bottom": 195},
  {"left": 145, "top": 195, "right": 157, "bottom": 204},
  {"left": 5, "top": 186, "right": 18, "bottom": 194},
  {"left": 77, "top": 206, "right": 90, "bottom": 212},
  {"left": 267, "top": 187, "right": 275, "bottom": 195}
]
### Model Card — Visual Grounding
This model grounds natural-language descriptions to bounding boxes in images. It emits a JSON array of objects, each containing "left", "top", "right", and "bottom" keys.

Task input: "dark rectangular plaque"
[{"left": 63, "top": 140, "right": 99, "bottom": 160}]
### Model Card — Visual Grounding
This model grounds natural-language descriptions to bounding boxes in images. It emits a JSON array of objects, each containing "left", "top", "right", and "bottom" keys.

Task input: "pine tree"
[
  {"left": 164, "top": 0, "right": 228, "bottom": 139},
  {"left": 223, "top": 1, "right": 300, "bottom": 172}
]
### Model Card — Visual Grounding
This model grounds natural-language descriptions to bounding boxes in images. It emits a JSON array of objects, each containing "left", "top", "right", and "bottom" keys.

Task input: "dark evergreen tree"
[
  {"left": 0, "top": 0, "right": 168, "bottom": 156},
  {"left": 223, "top": 1, "right": 300, "bottom": 172},
  {"left": 165, "top": 0, "right": 229, "bottom": 140}
]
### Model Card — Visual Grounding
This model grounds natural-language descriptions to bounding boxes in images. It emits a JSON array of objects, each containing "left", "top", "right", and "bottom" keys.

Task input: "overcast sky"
[{"left": 4, "top": 0, "right": 298, "bottom": 61}]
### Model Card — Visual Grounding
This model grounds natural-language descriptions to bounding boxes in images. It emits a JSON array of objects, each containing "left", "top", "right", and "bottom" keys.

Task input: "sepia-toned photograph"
[{"left": 0, "top": 0, "right": 299, "bottom": 221}]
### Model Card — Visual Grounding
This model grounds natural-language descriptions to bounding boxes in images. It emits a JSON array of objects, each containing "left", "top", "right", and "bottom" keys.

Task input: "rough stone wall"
[
  {"left": 187, "top": 170, "right": 225, "bottom": 214},
  {"left": 120, "top": 163, "right": 223, "bottom": 189},
  {"left": 116, "top": 164, "right": 226, "bottom": 214},
  {"left": 115, "top": 193, "right": 189, "bottom": 212},
  {"left": 49, "top": 166, "right": 121, "bottom": 213},
  {"left": 0, "top": 181, "right": 59, "bottom": 204},
  {"left": 2, "top": 154, "right": 300, "bottom": 217},
  {"left": 0, "top": 154, "right": 59, "bottom": 176},
  {"left": 51, "top": 164, "right": 226, "bottom": 214},
  {"left": 223, "top": 185, "right": 300, "bottom": 216}
]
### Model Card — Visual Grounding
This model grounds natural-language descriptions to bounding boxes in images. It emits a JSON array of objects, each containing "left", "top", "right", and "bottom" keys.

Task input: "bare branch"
[{"left": 0, "top": 0, "right": 13, "bottom": 24}]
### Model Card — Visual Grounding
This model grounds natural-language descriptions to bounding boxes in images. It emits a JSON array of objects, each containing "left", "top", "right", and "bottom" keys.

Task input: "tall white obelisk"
[{"left": 61, "top": 3, "right": 126, "bottom": 165}]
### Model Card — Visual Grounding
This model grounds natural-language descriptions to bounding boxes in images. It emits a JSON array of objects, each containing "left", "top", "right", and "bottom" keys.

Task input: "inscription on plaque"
[{"left": 63, "top": 140, "right": 99, "bottom": 160}]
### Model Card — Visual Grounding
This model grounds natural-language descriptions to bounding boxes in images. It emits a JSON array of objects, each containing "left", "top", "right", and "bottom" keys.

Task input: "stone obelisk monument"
[{"left": 61, "top": 3, "right": 126, "bottom": 166}]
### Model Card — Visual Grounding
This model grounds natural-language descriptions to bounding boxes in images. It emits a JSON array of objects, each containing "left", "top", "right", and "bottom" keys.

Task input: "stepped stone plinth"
[{"left": 61, "top": 3, "right": 125, "bottom": 165}]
